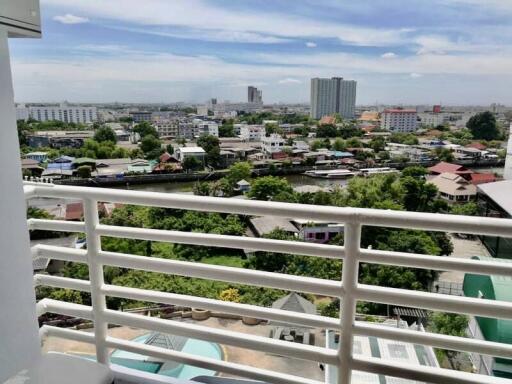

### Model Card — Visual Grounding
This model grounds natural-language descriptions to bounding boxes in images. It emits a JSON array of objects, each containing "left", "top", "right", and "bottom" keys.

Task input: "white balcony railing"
[{"left": 25, "top": 183, "right": 512, "bottom": 384}]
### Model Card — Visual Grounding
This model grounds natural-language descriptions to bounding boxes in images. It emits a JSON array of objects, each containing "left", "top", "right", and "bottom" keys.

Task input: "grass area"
[{"left": 201, "top": 255, "right": 245, "bottom": 268}]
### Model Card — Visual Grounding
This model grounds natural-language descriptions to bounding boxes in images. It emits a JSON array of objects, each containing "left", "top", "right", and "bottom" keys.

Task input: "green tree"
[
  {"left": 317, "top": 124, "right": 337, "bottom": 138},
  {"left": 434, "top": 147, "right": 454, "bottom": 162},
  {"left": 467, "top": 111, "right": 500, "bottom": 140},
  {"left": 219, "top": 119, "right": 235, "bottom": 137},
  {"left": 226, "top": 162, "right": 252, "bottom": 186},
  {"left": 133, "top": 121, "right": 158, "bottom": 139},
  {"left": 197, "top": 134, "right": 221, "bottom": 168},
  {"left": 93, "top": 126, "right": 117, "bottom": 143},
  {"left": 450, "top": 202, "right": 478, "bottom": 216},
  {"left": 248, "top": 176, "right": 294, "bottom": 201},
  {"left": 166, "top": 144, "right": 174, "bottom": 155},
  {"left": 332, "top": 138, "right": 347, "bottom": 151},
  {"left": 76, "top": 165, "right": 92, "bottom": 178},
  {"left": 140, "top": 135, "right": 162, "bottom": 157},
  {"left": 219, "top": 288, "right": 241, "bottom": 303},
  {"left": 183, "top": 156, "right": 202, "bottom": 171}
]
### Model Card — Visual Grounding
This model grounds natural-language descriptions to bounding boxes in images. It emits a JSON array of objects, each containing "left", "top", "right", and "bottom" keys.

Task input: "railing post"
[
  {"left": 338, "top": 221, "right": 361, "bottom": 384},
  {"left": 83, "top": 198, "right": 109, "bottom": 364}
]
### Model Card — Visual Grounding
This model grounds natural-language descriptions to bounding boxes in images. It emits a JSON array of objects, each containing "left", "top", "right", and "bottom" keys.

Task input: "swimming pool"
[{"left": 111, "top": 333, "right": 223, "bottom": 379}]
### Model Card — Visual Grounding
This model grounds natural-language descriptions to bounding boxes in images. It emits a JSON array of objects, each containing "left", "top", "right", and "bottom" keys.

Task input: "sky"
[{"left": 8, "top": 0, "right": 512, "bottom": 105}]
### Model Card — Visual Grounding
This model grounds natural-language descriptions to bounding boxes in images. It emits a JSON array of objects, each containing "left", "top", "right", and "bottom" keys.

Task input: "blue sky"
[{"left": 8, "top": 0, "right": 512, "bottom": 105}]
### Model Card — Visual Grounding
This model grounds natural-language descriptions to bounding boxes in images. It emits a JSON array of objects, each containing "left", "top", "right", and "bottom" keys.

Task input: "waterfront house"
[
  {"left": 25, "top": 151, "right": 48, "bottom": 163},
  {"left": 428, "top": 172, "right": 477, "bottom": 203}
]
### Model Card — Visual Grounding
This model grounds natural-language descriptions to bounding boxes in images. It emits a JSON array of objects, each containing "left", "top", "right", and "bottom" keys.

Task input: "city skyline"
[{"left": 8, "top": 0, "right": 512, "bottom": 105}]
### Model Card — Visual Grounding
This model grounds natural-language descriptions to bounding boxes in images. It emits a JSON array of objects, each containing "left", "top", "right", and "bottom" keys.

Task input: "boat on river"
[{"left": 304, "top": 169, "right": 357, "bottom": 179}]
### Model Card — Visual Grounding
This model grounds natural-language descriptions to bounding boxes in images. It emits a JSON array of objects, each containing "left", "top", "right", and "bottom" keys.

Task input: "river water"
[
  {"left": 122, "top": 174, "right": 350, "bottom": 194},
  {"left": 121, "top": 165, "right": 505, "bottom": 194}
]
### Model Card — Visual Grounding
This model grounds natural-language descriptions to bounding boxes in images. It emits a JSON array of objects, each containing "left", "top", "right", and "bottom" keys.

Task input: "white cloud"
[
  {"left": 278, "top": 78, "right": 302, "bottom": 84},
  {"left": 42, "top": 0, "right": 411, "bottom": 46},
  {"left": 305, "top": 42, "right": 317, "bottom": 48},
  {"left": 381, "top": 52, "right": 396, "bottom": 59},
  {"left": 410, "top": 73, "right": 423, "bottom": 78},
  {"left": 53, "top": 14, "right": 89, "bottom": 24}
]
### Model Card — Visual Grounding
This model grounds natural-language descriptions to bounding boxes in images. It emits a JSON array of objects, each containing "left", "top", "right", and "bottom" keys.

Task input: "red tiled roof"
[
  {"left": 466, "top": 142, "right": 487, "bottom": 150},
  {"left": 428, "top": 162, "right": 472, "bottom": 175},
  {"left": 65, "top": 202, "right": 83, "bottom": 221},
  {"left": 319, "top": 116, "right": 336, "bottom": 125},
  {"left": 470, "top": 173, "right": 496, "bottom": 185}
]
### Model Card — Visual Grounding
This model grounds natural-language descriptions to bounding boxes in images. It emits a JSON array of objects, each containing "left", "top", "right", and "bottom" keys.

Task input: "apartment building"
[
  {"left": 154, "top": 120, "right": 179, "bottom": 138},
  {"left": 381, "top": 109, "right": 418, "bottom": 132},
  {"left": 310, "top": 77, "right": 357, "bottom": 119},
  {"left": 17, "top": 103, "right": 97, "bottom": 123},
  {"left": 239, "top": 124, "right": 266, "bottom": 141}
]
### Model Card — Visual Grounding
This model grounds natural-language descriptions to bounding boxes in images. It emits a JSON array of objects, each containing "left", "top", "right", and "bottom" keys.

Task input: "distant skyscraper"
[
  {"left": 310, "top": 77, "right": 356, "bottom": 119},
  {"left": 248, "top": 86, "right": 263, "bottom": 104}
]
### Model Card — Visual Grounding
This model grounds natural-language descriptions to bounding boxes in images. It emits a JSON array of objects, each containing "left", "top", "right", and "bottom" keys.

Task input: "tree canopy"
[
  {"left": 467, "top": 111, "right": 501, "bottom": 140},
  {"left": 93, "top": 126, "right": 117, "bottom": 143}
]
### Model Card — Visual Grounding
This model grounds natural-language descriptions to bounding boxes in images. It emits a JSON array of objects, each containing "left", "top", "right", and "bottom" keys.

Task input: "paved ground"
[
  {"left": 42, "top": 316, "right": 326, "bottom": 381},
  {"left": 437, "top": 234, "right": 490, "bottom": 284}
]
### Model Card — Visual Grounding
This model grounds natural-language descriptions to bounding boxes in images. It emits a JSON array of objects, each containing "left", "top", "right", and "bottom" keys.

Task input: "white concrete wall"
[{"left": 0, "top": 27, "right": 41, "bottom": 381}]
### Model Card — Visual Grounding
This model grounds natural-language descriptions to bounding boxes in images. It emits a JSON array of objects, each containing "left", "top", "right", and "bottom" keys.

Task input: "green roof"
[
  {"left": 463, "top": 256, "right": 512, "bottom": 346},
  {"left": 73, "top": 157, "right": 96, "bottom": 165}
]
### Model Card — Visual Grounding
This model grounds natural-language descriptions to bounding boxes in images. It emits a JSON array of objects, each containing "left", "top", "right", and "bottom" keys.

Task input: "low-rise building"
[
  {"left": 477, "top": 179, "right": 512, "bottom": 259},
  {"left": 175, "top": 146, "right": 206, "bottom": 163},
  {"left": 428, "top": 172, "right": 477, "bottom": 203},
  {"left": 326, "top": 320, "right": 439, "bottom": 384},
  {"left": 154, "top": 120, "right": 179, "bottom": 138},
  {"left": 25, "top": 151, "right": 48, "bottom": 163},
  {"left": 261, "top": 134, "right": 285, "bottom": 154},
  {"left": 239, "top": 125, "right": 265, "bottom": 141},
  {"left": 130, "top": 111, "right": 152, "bottom": 123}
]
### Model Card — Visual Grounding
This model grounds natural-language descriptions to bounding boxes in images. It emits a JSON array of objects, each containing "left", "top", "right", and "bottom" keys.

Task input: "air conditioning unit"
[{"left": 0, "top": 0, "right": 41, "bottom": 38}]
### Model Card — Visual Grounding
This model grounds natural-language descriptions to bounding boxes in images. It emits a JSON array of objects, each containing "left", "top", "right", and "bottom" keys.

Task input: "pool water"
[{"left": 111, "top": 333, "right": 223, "bottom": 379}]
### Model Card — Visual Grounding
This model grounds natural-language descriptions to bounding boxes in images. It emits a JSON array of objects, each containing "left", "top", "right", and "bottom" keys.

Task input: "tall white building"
[
  {"left": 16, "top": 102, "right": 97, "bottom": 123},
  {"left": 310, "top": 77, "right": 356, "bottom": 120},
  {"left": 381, "top": 109, "right": 418, "bottom": 132}
]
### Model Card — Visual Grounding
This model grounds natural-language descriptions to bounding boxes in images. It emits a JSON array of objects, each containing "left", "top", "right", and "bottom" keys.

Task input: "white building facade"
[
  {"left": 261, "top": 134, "right": 285, "bottom": 154},
  {"left": 17, "top": 103, "right": 97, "bottom": 123},
  {"left": 381, "top": 109, "right": 418, "bottom": 132},
  {"left": 239, "top": 124, "right": 266, "bottom": 141}
]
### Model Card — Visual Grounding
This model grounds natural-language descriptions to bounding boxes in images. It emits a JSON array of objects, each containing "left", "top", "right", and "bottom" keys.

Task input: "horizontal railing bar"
[
  {"left": 37, "top": 298, "right": 93, "bottom": 320},
  {"left": 354, "top": 321, "right": 512, "bottom": 360},
  {"left": 34, "top": 274, "right": 91, "bottom": 292},
  {"left": 32, "top": 244, "right": 87, "bottom": 263},
  {"left": 103, "top": 309, "right": 339, "bottom": 365},
  {"left": 27, "top": 218, "right": 85, "bottom": 233},
  {"left": 41, "top": 325, "right": 322, "bottom": 384},
  {"left": 352, "top": 355, "right": 509, "bottom": 384},
  {"left": 29, "top": 184, "right": 512, "bottom": 237},
  {"left": 41, "top": 325, "right": 96, "bottom": 345},
  {"left": 96, "top": 224, "right": 345, "bottom": 259},
  {"left": 106, "top": 337, "right": 323, "bottom": 384},
  {"left": 356, "top": 284, "right": 512, "bottom": 320},
  {"left": 359, "top": 248, "right": 512, "bottom": 277},
  {"left": 99, "top": 250, "right": 342, "bottom": 297},
  {"left": 103, "top": 284, "right": 340, "bottom": 330}
]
